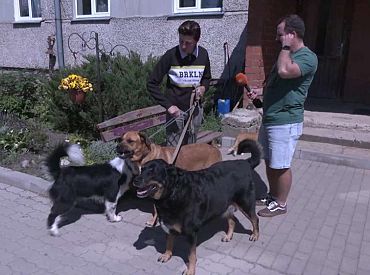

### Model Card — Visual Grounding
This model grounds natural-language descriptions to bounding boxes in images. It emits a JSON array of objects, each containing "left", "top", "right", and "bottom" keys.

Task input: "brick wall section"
[{"left": 243, "top": 0, "right": 296, "bottom": 106}]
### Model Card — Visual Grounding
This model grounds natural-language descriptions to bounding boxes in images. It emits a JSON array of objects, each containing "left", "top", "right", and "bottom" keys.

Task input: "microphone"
[{"left": 235, "top": 73, "right": 263, "bottom": 108}]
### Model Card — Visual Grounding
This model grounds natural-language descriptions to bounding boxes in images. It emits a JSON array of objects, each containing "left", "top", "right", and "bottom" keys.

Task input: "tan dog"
[
  {"left": 118, "top": 131, "right": 222, "bottom": 226},
  {"left": 228, "top": 131, "right": 258, "bottom": 156}
]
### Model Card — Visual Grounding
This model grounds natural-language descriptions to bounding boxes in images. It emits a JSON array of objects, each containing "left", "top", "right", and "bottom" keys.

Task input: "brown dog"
[
  {"left": 227, "top": 131, "right": 258, "bottom": 156},
  {"left": 117, "top": 131, "right": 222, "bottom": 226}
]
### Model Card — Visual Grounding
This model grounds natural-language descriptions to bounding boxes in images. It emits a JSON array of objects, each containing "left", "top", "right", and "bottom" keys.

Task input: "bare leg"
[
  {"left": 158, "top": 233, "right": 175, "bottom": 263},
  {"left": 266, "top": 163, "right": 292, "bottom": 204}
]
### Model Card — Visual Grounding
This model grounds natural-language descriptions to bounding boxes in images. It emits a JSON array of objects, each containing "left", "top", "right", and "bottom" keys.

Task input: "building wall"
[
  {"left": 244, "top": 0, "right": 296, "bottom": 86},
  {"left": 343, "top": 0, "right": 370, "bottom": 104},
  {"left": 0, "top": 0, "right": 248, "bottom": 79},
  {"left": 243, "top": 0, "right": 295, "bottom": 106}
]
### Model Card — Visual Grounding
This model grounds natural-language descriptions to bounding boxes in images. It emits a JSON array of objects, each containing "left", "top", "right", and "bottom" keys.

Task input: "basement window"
[
  {"left": 74, "top": 0, "right": 110, "bottom": 19},
  {"left": 14, "top": 0, "right": 42, "bottom": 22},
  {"left": 174, "top": 0, "right": 222, "bottom": 14}
]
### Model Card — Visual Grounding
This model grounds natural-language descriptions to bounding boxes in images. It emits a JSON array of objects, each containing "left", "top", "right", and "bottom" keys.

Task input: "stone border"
[
  {"left": 0, "top": 166, "right": 51, "bottom": 196},
  {"left": 1, "top": 139, "right": 369, "bottom": 196},
  {"left": 293, "top": 148, "right": 370, "bottom": 170}
]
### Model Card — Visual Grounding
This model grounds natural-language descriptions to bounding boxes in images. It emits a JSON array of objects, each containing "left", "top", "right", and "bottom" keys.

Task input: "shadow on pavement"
[
  {"left": 57, "top": 190, "right": 152, "bottom": 229},
  {"left": 116, "top": 190, "right": 154, "bottom": 214},
  {"left": 133, "top": 215, "right": 252, "bottom": 264},
  {"left": 57, "top": 199, "right": 105, "bottom": 228}
]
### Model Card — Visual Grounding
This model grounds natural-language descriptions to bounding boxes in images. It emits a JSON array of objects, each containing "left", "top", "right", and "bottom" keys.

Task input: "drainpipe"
[{"left": 54, "top": 0, "right": 65, "bottom": 69}]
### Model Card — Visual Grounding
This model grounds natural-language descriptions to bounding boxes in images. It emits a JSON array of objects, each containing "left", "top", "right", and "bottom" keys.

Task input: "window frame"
[
  {"left": 173, "top": 0, "right": 222, "bottom": 14},
  {"left": 74, "top": 0, "right": 111, "bottom": 19},
  {"left": 14, "top": 0, "right": 42, "bottom": 22}
]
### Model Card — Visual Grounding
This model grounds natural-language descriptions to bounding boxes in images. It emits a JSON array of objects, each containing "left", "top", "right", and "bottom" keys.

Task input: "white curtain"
[
  {"left": 19, "top": 0, "right": 29, "bottom": 17},
  {"left": 201, "top": 0, "right": 222, "bottom": 9},
  {"left": 96, "top": 0, "right": 108, "bottom": 12},
  {"left": 180, "top": 0, "right": 196, "bottom": 8},
  {"left": 31, "top": 0, "right": 42, "bottom": 18}
]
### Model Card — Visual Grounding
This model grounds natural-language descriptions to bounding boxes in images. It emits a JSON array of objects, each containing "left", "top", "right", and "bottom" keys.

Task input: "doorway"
[{"left": 300, "top": 0, "right": 354, "bottom": 99}]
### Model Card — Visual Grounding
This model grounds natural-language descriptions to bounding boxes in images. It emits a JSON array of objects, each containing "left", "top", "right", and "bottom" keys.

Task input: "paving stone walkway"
[{"left": 1, "top": 157, "right": 369, "bottom": 275}]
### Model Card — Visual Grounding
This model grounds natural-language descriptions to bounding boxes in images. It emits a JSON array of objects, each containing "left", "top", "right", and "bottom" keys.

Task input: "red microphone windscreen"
[{"left": 235, "top": 73, "right": 248, "bottom": 86}]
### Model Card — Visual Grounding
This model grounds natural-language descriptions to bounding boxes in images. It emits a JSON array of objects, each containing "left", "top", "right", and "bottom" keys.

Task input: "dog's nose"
[
  {"left": 116, "top": 145, "right": 123, "bottom": 155},
  {"left": 133, "top": 177, "right": 142, "bottom": 188}
]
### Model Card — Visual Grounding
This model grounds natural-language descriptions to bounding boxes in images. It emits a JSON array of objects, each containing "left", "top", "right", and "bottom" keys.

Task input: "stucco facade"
[{"left": 0, "top": 0, "right": 248, "bottom": 79}]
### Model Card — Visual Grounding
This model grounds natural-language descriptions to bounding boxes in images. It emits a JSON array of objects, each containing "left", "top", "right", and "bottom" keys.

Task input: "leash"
[
  {"left": 170, "top": 91, "right": 197, "bottom": 165},
  {"left": 148, "top": 105, "right": 193, "bottom": 139}
]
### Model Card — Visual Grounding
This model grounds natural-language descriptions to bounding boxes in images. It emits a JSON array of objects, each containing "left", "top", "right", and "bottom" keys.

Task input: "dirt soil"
[{"left": 0, "top": 131, "right": 67, "bottom": 180}]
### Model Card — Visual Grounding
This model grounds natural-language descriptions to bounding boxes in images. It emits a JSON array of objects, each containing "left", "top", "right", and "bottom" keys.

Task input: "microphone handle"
[
  {"left": 252, "top": 98, "right": 263, "bottom": 108},
  {"left": 243, "top": 84, "right": 263, "bottom": 108}
]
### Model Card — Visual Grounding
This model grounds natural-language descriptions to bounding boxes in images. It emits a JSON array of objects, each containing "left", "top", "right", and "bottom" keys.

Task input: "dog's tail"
[
  {"left": 45, "top": 143, "right": 85, "bottom": 180},
  {"left": 237, "top": 139, "right": 262, "bottom": 169}
]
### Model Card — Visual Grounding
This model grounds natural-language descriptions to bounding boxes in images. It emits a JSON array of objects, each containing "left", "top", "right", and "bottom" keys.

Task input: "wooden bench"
[{"left": 96, "top": 105, "right": 222, "bottom": 144}]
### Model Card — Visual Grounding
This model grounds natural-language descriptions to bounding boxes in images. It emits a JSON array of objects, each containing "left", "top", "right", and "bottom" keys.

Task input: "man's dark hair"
[
  {"left": 278, "top": 14, "right": 305, "bottom": 39},
  {"left": 178, "top": 20, "right": 201, "bottom": 41}
]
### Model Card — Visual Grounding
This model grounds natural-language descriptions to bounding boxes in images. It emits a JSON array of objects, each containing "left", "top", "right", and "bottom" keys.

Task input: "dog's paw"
[
  {"left": 49, "top": 228, "right": 60, "bottom": 237},
  {"left": 249, "top": 232, "right": 259, "bottom": 242},
  {"left": 158, "top": 252, "right": 172, "bottom": 263},
  {"left": 109, "top": 215, "right": 123, "bottom": 222},
  {"left": 221, "top": 235, "right": 233, "bottom": 242},
  {"left": 182, "top": 269, "right": 195, "bottom": 275},
  {"left": 145, "top": 218, "right": 158, "bottom": 227}
]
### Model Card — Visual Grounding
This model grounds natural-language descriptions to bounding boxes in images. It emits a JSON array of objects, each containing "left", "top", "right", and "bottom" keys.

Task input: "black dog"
[
  {"left": 133, "top": 139, "right": 261, "bottom": 275},
  {"left": 46, "top": 143, "right": 138, "bottom": 236}
]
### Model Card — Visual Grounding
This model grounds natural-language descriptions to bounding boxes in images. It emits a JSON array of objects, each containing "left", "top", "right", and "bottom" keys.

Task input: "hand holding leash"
[
  {"left": 167, "top": 105, "right": 181, "bottom": 117},
  {"left": 193, "top": 85, "right": 205, "bottom": 101}
]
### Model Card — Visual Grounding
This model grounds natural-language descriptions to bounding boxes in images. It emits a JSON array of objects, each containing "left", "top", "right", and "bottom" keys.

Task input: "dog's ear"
[
  {"left": 165, "top": 164, "right": 178, "bottom": 182},
  {"left": 139, "top": 132, "right": 151, "bottom": 148}
]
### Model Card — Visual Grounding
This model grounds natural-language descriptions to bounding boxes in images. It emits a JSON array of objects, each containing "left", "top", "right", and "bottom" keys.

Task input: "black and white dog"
[{"left": 46, "top": 143, "right": 138, "bottom": 236}]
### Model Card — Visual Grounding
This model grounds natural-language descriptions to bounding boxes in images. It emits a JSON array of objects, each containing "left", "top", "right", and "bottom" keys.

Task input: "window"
[
  {"left": 14, "top": 0, "right": 42, "bottom": 22},
  {"left": 75, "top": 0, "right": 110, "bottom": 18},
  {"left": 174, "top": 0, "right": 222, "bottom": 14}
]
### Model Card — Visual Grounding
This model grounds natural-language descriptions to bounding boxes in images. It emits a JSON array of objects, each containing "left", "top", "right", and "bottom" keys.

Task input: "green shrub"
[
  {"left": 84, "top": 140, "right": 117, "bottom": 164},
  {"left": 0, "top": 113, "right": 49, "bottom": 154},
  {"left": 0, "top": 126, "right": 48, "bottom": 154},
  {"left": 0, "top": 149, "right": 18, "bottom": 165},
  {"left": 24, "top": 123, "right": 48, "bottom": 153},
  {"left": 0, "top": 128, "right": 29, "bottom": 153},
  {"left": 66, "top": 133, "right": 91, "bottom": 148},
  {"left": 44, "top": 52, "right": 161, "bottom": 139},
  {"left": 200, "top": 112, "right": 222, "bottom": 132},
  {"left": 0, "top": 72, "right": 49, "bottom": 121},
  {"left": 144, "top": 125, "right": 167, "bottom": 145},
  {"left": 203, "top": 86, "right": 217, "bottom": 115}
]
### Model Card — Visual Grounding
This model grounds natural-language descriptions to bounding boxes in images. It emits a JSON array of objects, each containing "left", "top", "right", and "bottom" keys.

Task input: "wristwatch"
[{"left": 282, "top": 45, "right": 291, "bottom": 51}]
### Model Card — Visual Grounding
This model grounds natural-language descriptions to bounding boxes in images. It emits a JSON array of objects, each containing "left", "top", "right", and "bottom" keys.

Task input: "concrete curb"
[
  {"left": 0, "top": 166, "right": 51, "bottom": 196},
  {"left": 301, "top": 127, "right": 370, "bottom": 149},
  {"left": 293, "top": 148, "right": 370, "bottom": 170},
  {"left": 1, "top": 142, "right": 370, "bottom": 196}
]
